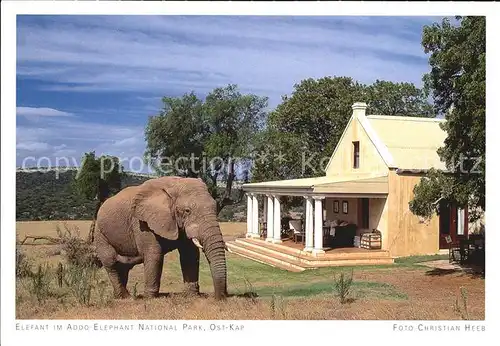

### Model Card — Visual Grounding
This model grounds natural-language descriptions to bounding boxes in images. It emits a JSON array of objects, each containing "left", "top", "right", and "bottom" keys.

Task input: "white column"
[
  {"left": 266, "top": 194, "right": 274, "bottom": 242},
  {"left": 252, "top": 194, "right": 260, "bottom": 237},
  {"left": 304, "top": 196, "right": 314, "bottom": 252},
  {"left": 263, "top": 196, "right": 268, "bottom": 225},
  {"left": 246, "top": 193, "right": 253, "bottom": 238},
  {"left": 272, "top": 195, "right": 282, "bottom": 243},
  {"left": 313, "top": 196, "right": 325, "bottom": 255}
]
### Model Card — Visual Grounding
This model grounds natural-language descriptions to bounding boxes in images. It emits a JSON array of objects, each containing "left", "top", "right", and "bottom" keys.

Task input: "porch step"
[
  {"left": 226, "top": 242, "right": 306, "bottom": 272},
  {"left": 239, "top": 238, "right": 393, "bottom": 262},
  {"left": 226, "top": 238, "right": 394, "bottom": 271},
  {"left": 235, "top": 238, "right": 314, "bottom": 262},
  {"left": 230, "top": 240, "right": 319, "bottom": 269}
]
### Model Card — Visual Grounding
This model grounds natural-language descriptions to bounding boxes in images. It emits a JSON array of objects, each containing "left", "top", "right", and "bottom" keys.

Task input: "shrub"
[
  {"left": 63, "top": 262, "right": 100, "bottom": 306},
  {"left": 56, "top": 262, "right": 64, "bottom": 288},
  {"left": 29, "top": 264, "right": 53, "bottom": 304},
  {"left": 16, "top": 246, "right": 33, "bottom": 278},
  {"left": 270, "top": 294, "right": 287, "bottom": 319},
  {"left": 56, "top": 223, "right": 101, "bottom": 267},
  {"left": 242, "top": 276, "right": 258, "bottom": 303},
  {"left": 333, "top": 269, "right": 354, "bottom": 304},
  {"left": 132, "top": 282, "right": 139, "bottom": 299},
  {"left": 453, "top": 287, "right": 470, "bottom": 320},
  {"left": 218, "top": 207, "right": 235, "bottom": 222},
  {"left": 96, "top": 278, "right": 114, "bottom": 308}
]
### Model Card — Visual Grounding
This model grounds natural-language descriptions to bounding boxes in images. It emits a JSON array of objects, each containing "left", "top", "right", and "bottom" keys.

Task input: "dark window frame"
[{"left": 353, "top": 141, "right": 360, "bottom": 169}]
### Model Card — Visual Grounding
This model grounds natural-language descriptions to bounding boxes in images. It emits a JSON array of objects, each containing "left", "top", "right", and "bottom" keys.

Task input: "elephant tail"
[{"left": 88, "top": 224, "right": 103, "bottom": 269}]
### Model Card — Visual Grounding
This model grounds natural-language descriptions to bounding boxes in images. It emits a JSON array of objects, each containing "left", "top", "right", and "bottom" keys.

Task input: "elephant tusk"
[{"left": 192, "top": 238, "right": 203, "bottom": 250}]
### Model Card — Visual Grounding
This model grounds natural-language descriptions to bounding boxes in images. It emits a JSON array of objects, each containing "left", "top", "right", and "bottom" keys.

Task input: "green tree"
[
  {"left": 145, "top": 84, "right": 268, "bottom": 214},
  {"left": 409, "top": 16, "right": 485, "bottom": 221},
  {"left": 145, "top": 92, "right": 207, "bottom": 177},
  {"left": 366, "top": 80, "right": 433, "bottom": 117},
  {"left": 252, "top": 77, "right": 434, "bottom": 184},
  {"left": 73, "top": 152, "right": 124, "bottom": 242}
]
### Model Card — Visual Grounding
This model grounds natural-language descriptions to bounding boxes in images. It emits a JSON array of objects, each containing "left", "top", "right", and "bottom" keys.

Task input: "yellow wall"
[
  {"left": 386, "top": 170, "right": 440, "bottom": 257},
  {"left": 325, "top": 117, "right": 389, "bottom": 176},
  {"left": 321, "top": 115, "right": 441, "bottom": 256},
  {"left": 325, "top": 197, "right": 358, "bottom": 225},
  {"left": 369, "top": 198, "right": 389, "bottom": 250},
  {"left": 325, "top": 197, "right": 389, "bottom": 246}
]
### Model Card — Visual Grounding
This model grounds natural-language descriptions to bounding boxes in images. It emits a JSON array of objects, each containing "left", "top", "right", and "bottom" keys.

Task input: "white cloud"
[
  {"left": 16, "top": 107, "right": 74, "bottom": 118},
  {"left": 16, "top": 114, "right": 147, "bottom": 170},
  {"left": 16, "top": 16, "right": 440, "bottom": 107},
  {"left": 15, "top": 16, "right": 444, "bottom": 172},
  {"left": 53, "top": 148, "right": 77, "bottom": 157},
  {"left": 16, "top": 141, "right": 51, "bottom": 152}
]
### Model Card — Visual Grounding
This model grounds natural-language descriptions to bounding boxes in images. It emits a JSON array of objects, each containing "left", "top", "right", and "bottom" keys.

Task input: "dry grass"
[{"left": 15, "top": 221, "right": 485, "bottom": 320}]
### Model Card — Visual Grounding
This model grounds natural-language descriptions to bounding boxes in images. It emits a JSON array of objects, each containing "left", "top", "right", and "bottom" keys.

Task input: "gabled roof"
[
  {"left": 242, "top": 103, "right": 449, "bottom": 193},
  {"left": 364, "top": 114, "right": 447, "bottom": 171}
]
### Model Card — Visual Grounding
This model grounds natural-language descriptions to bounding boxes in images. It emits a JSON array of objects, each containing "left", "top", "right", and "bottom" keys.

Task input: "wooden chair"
[
  {"left": 458, "top": 239, "right": 474, "bottom": 264},
  {"left": 446, "top": 235, "right": 461, "bottom": 263},
  {"left": 289, "top": 219, "right": 304, "bottom": 244},
  {"left": 293, "top": 232, "right": 305, "bottom": 244},
  {"left": 259, "top": 221, "right": 267, "bottom": 239}
]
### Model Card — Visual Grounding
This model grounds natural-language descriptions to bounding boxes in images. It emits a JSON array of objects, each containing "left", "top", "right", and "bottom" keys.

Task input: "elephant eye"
[{"left": 184, "top": 208, "right": 191, "bottom": 215}]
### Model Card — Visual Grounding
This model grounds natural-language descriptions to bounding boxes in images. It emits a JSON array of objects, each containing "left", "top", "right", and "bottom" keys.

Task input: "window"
[
  {"left": 353, "top": 141, "right": 360, "bottom": 168},
  {"left": 457, "top": 208, "right": 465, "bottom": 235}
]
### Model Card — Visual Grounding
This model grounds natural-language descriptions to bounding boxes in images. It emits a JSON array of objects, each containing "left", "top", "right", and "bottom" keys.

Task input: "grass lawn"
[
  {"left": 15, "top": 221, "right": 484, "bottom": 320},
  {"left": 394, "top": 254, "right": 449, "bottom": 264}
]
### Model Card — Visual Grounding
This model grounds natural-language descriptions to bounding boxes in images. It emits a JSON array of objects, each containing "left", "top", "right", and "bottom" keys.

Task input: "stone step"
[
  {"left": 237, "top": 238, "right": 393, "bottom": 262},
  {"left": 230, "top": 240, "right": 317, "bottom": 268},
  {"left": 228, "top": 239, "right": 394, "bottom": 269},
  {"left": 236, "top": 238, "right": 311, "bottom": 262},
  {"left": 226, "top": 242, "right": 306, "bottom": 272}
]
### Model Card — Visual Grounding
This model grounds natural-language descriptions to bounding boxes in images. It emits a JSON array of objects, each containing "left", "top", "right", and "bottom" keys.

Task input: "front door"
[{"left": 439, "top": 202, "right": 469, "bottom": 249}]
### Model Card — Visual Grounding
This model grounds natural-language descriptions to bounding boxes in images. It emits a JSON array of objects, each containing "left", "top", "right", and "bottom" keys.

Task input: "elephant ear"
[{"left": 131, "top": 187, "right": 179, "bottom": 241}]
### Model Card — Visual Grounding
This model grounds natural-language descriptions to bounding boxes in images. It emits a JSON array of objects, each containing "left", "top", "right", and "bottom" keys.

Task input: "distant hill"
[
  {"left": 15, "top": 169, "right": 245, "bottom": 222},
  {"left": 16, "top": 170, "right": 150, "bottom": 221}
]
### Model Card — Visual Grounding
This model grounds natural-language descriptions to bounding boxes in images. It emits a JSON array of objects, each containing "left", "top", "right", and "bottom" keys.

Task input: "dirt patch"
[
  {"left": 351, "top": 267, "right": 484, "bottom": 319},
  {"left": 418, "top": 260, "right": 465, "bottom": 271}
]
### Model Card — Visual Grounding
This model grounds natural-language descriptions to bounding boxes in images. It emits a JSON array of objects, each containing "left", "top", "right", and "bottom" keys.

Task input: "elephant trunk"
[{"left": 200, "top": 225, "right": 227, "bottom": 300}]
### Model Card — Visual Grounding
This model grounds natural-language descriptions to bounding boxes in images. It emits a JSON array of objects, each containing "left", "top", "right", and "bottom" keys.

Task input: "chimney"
[{"left": 352, "top": 102, "right": 367, "bottom": 119}]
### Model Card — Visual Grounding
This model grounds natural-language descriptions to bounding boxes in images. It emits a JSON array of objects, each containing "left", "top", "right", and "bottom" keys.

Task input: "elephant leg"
[
  {"left": 95, "top": 230, "right": 130, "bottom": 299},
  {"left": 117, "top": 263, "right": 131, "bottom": 290},
  {"left": 143, "top": 252, "right": 164, "bottom": 298},
  {"left": 105, "top": 264, "right": 131, "bottom": 299},
  {"left": 178, "top": 239, "right": 200, "bottom": 294}
]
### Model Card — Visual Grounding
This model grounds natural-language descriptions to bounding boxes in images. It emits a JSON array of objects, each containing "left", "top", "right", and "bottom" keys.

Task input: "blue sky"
[{"left": 16, "top": 15, "right": 444, "bottom": 171}]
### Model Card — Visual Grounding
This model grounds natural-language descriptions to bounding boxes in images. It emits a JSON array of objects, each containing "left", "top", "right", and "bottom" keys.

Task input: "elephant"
[{"left": 94, "top": 176, "right": 228, "bottom": 300}]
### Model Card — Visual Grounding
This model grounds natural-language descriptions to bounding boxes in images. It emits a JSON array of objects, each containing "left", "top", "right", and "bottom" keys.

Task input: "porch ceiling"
[{"left": 242, "top": 174, "right": 389, "bottom": 196}]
